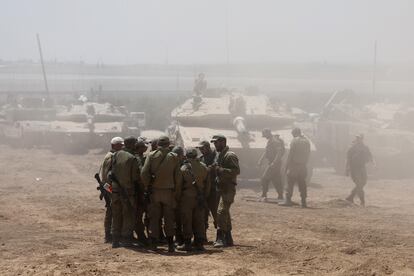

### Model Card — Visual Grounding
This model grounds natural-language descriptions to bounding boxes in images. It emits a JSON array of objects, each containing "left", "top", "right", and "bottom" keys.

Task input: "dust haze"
[{"left": 0, "top": 1, "right": 413, "bottom": 276}]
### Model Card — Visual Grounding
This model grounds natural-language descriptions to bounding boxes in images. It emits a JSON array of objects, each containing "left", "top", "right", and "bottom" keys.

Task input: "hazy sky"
[{"left": 1, "top": 0, "right": 413, "bottom": 64}]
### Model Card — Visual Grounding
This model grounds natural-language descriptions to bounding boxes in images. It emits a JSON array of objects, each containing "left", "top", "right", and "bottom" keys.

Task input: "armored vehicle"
[
  {"left": 51, "top": 102, "right": 142, "bottom": 153},
  {"left": 168, "top": 91, "right": 315, "bottom": 179},
  {"left": 0, "top": 97, "right": 56, "bottom": 147},
  {"left": 316, "top": 90, "right": 414, "bottom": 178}
]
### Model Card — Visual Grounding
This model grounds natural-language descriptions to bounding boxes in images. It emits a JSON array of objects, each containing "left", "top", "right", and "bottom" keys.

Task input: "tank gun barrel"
[{"left": 233, "top": 116, "right": 247, "bottom": 135}]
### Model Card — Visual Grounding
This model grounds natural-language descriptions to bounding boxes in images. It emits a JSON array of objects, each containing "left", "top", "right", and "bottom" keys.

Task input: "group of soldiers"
[
  {"left": 97, "top": 125, "right": 373, "bottom": 252},
  {"left": 259, "top": 127, "right": 312, "bottom": 208},
  {"left": 258, "top": 127, "right": 373, "bottom": 208},
  {"left": 98, "top": 133, "right": 239, "bottom": 252}
]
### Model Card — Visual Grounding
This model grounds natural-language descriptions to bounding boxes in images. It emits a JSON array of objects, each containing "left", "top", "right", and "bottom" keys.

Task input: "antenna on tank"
[
  {"left": 224, "top": 0, "right": 230, "bottom": 86},
  {"left": 36, "top": 33, "right": 50, "bottom": 96},
  {"left": 372, "top": 40, "right": 377, "bottom": 96},
  {"left": 225, "top": 0, "right": 229, "bottom": 65}
]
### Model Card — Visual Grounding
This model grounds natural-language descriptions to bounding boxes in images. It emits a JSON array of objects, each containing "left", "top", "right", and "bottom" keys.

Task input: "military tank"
[
  {"left": 168, "top": 90, "right": 315, "bottom": 179},
  {"left": 50, "top": 102, "right": 142, "bottom": 153},
  {"left": 0, "top": 97, "right": 56, "bottom": 148},
  {"left": 315, "top": 90, "right": 414, "bottom": 178}
]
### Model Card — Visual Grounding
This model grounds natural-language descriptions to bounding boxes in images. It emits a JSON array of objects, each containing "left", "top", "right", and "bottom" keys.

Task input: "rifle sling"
[
  {"left": 110, "top": 151, "right": 134, "bottom": 210},
  {"left": 148, "top": 150, "right": 169, "bottom": 190}
]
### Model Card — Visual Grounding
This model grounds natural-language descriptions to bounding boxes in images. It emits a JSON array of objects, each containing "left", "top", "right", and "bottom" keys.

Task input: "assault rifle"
[
  {"left": 184, "top": 160, "right": 208, "bottom": 209},
  {"left": 94, "top": 173, "right": 111, "bottom": 208}
]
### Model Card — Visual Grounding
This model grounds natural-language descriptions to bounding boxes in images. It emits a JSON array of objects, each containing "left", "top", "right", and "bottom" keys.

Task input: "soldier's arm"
[
  {"left": 140, "top": 154, "right": 152, "bottom": 190},
  {"left": 219, "top": 153, "right": 240, "bottom": 177},
  {"left": 366, "top": 146, "right": 374, "bottom": 163},
  {"left": 286, "top": 141, "right": 295, "bottom": 169},
  {"left": 270, "top": 141, "right": 284, "bottom": 166},
  {"left": 131, "top": 157, "right": 143, "bottom": 191},
  {"left": 257, "top": 151, "right": 266, "bottom": 166},
  {"left": 101, "top": 156, "right": 111, "bottom": 183},
  {"left": 203, "top": 166, "right": 211, "bottom": 197},
  {"left": 345, "top": 146, "right": 352, "bottom": 175},
  {"left": 174, "top": 162, "right": 183, "bottom": 201}
]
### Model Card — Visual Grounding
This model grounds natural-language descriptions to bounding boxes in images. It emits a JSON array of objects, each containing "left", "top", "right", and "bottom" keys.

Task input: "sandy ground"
[{"left": 0, "top": 145, "right": 413, "bottom": 276}]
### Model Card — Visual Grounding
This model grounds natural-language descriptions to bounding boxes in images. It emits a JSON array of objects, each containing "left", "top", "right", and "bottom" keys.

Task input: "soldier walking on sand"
[
  {"left": 258, "top": 128, "right": 285, "bottom": 201},
  {"left": 280, "top": 128, "right": 311, "bottom": 208},
  {"left": 141, "top": 136, "right": 182, "bottom": 252},
  {"left": 345, "top": 134, "right": 374, "bottom": 207},
  {"left": 211, "top": 134, "right": 240, "bottom": 248},
  {"left": 99, "top": 137, "right": 124, "bottom": 243}
]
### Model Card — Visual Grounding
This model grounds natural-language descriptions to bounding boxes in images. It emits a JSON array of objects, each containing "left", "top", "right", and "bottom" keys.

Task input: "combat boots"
[
  {"left": 148, "top": 237, "right": 158, "bottom": 250},
  {"left": 104, "top": 232, "right": 112, "bottom": 244},
  {"left": 112, "top": 235, "right": 121, "bottom": 249},
  {"left": 301, "top": 198, "right": 307, "bottom": 208},
  {"left": 120, "top": 235, "right": 134, "bottom": 247},
  {"left": 194, "top": 237, "right": 205, "bottom": 251},
  {"left": 345, "top": 195, "right": 354, "bottom": 203},
  {"left": 225, "top": 231, "right": 234, "bottom": 247},
  {"left": 176, "top": 239, "right": 192, "bottom": 251},
  {"left": 279, "top": 198, "right": 293, "bottom": 207},
  {"left": 167, "top": 236, "right": 175, "bottom": 253},
  {"left": 213, "top": 229, "right": 226, "bottom": 248},
  {"left": 133, "top": 229, "right": 149, "bottom": 247},
  {"left": 175, "top": 233, "right": 184, "bottom": 247}
]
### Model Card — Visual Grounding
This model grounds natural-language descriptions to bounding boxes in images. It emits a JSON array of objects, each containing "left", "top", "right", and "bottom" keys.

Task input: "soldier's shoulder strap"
[{"left": 152, "top": 149, "right": 169, "bottom": 175}]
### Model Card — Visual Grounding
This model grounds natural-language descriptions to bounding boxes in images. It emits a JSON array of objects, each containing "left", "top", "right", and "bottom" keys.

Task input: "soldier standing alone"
[
  {"left": 345, "top": 134, "right": 374, "bottom": 207},
  {"left": 280, "top": 128, "right": 311, "bottom": 208},
  {"left": 257, "top": 128, "right": 285, "bottom": 201},
  {"left": 211, "top": 134, "right": 240, "bottom": 248}
]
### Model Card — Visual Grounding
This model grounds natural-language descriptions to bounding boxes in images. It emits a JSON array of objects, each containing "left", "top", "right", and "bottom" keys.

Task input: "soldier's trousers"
[
  {"left": 261, "top": 164, "right": 283, "bottom": 198},
  {"left": 104, "top": 206, "right": 112, "bottom": 234},
  {"left": 180, "top": 194, "right": 206, "bottom": 240},
  {"left": 148, "top": 189, "right": 176, "bottom": 239},
  {"left": 217, "top": 185, "right": 236, "bottom": 232},
  {"left": 286, "top": 164, "right": 307, "bottom": 200},
  {"left": 175, "top": 207, "right": 183, "bottom": 241},
  {"left": 135, "top": 194, "right": 146, "bottom": 237},
  {"left": 349, "top": 167, "right": 367, "bottom": 204},
  {"left": 205, "top": 188, "right": 218, "bottom": 229},
  {"left": 111, "top": 188, "right": 137, "bottom": 239}
]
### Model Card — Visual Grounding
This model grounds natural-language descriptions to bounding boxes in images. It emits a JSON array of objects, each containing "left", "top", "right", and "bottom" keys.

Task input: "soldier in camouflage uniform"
[
  {"left": 211, "top": 134, "right": 240, "bottom": 248},
  {"left": 134, "top": 138, "right": 149, "bottom": 245},
  {"left": 280, "top": 128, "right": 311, "bottom": 208},
  {"left": 171, "top": 146, "right": 185, "bottom": 247},
  {"left": 110, "top": 136, "right": 141, "bottom": 248},
  {"left": 345, "top": 134, "right": 374, "bottom": 207},
  {"left": 258, "top": 128, "right": 285, "bottom": 201},
  {"left": 176, "top": 148, "right": 210, "bottom": 251},
  {"left": 141, "top": 136, "right": 182, "bottom": 252},
  {"left": 197, "top": 140, "right": 218, "bottom": 231},
  {"left": 100, "top": 137, "right": 124, "bottom": 243}
]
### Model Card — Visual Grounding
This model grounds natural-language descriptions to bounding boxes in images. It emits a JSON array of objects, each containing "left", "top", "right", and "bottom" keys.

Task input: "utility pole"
[
  {"left": 372, "top": 40, "right": 377, "bottom": 96},
  {"left": 225, "top": 0, "right": 230, "bottom": 65},
  {"left": 224, "top": 0, "right": 230, "bottom": 87},
  {"left": 36, "top": 33, "right": 49, "bottom": 96}
]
